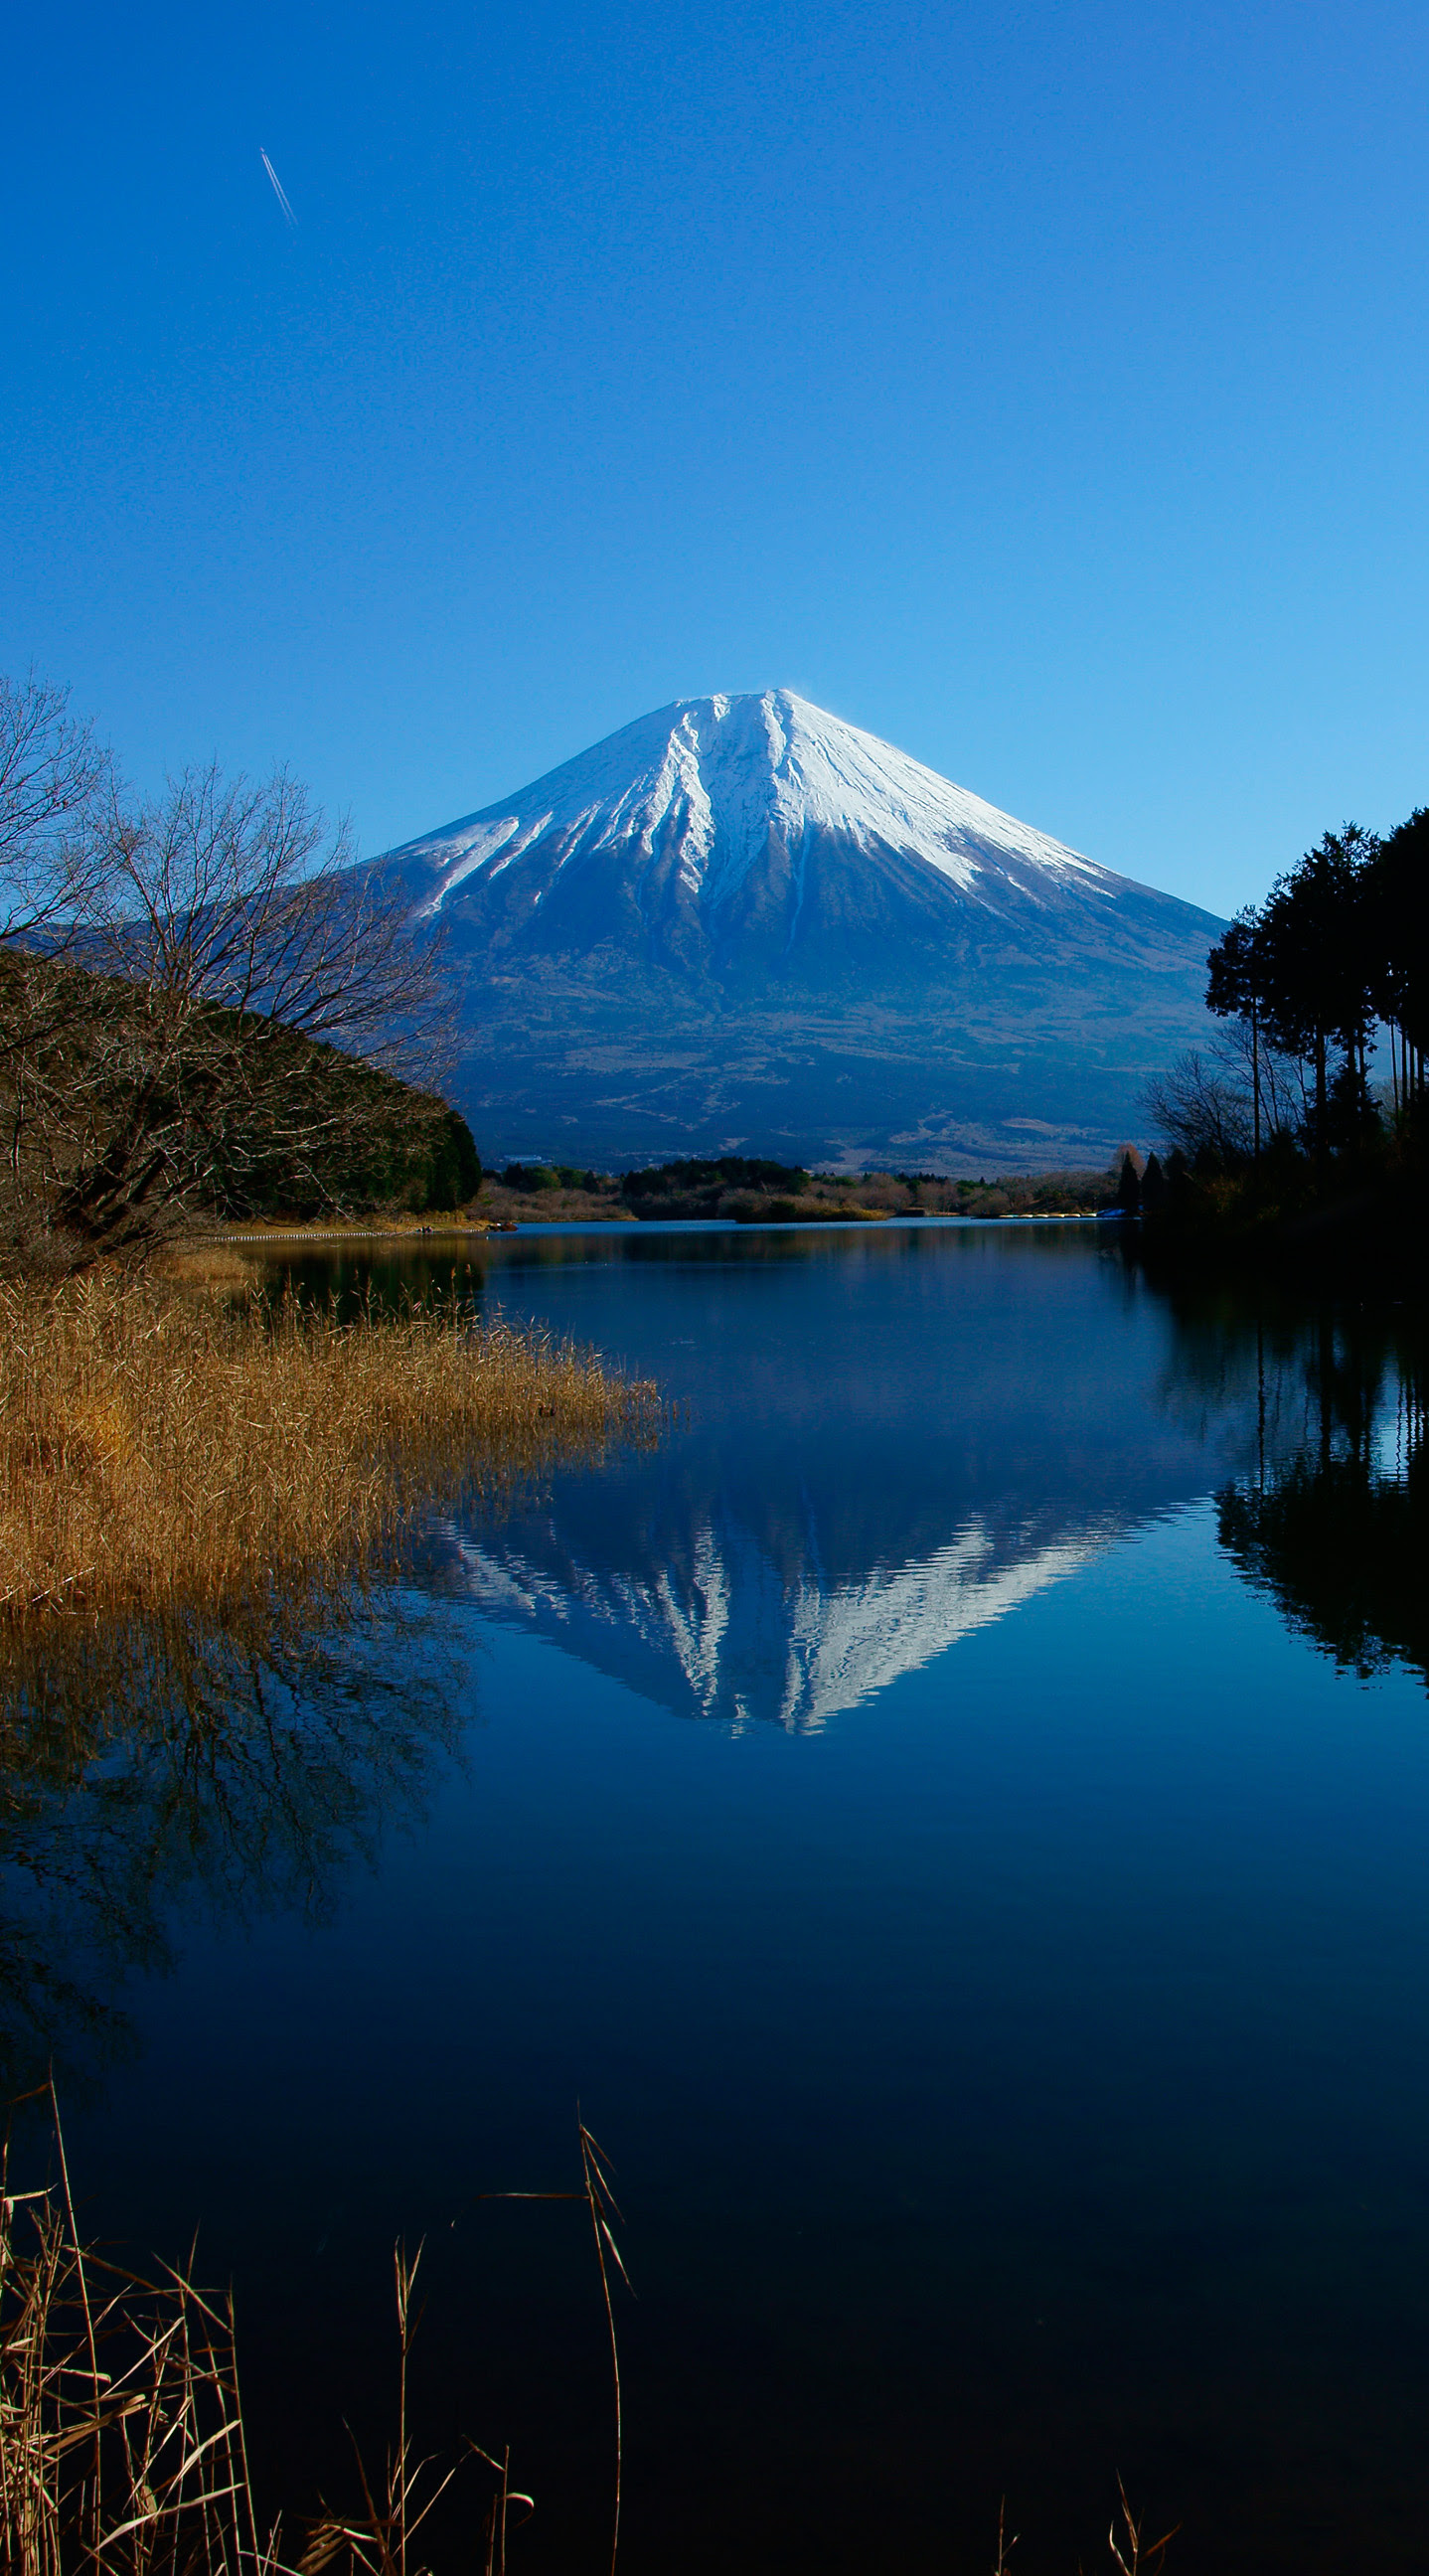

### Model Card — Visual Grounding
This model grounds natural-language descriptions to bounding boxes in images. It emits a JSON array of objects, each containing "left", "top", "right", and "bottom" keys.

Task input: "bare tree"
[
  {"left": 1212, "top": 1010, "right": 1309, "bottom": 1143},
  {"left": 1145, "top": 1028, "right": 1308, "bottom": 1168},
  {"left": 0, "top": 672, "right": 109, "bottom": 942},
  {"left": 56, "top": 765, "right": 450, "bottom": 1253},
  {"left": 1144, "top": 1049, "right": 1252, "bottom": 1165},
  {"left": 0, "top": 697, "right": 454, "bottom": 1262},
  {"left": 83, "top": 761, "right": 436, "bottom": 1057},
  {"left": 0, "top": 677, "right": 118, "bottom": 1219}
]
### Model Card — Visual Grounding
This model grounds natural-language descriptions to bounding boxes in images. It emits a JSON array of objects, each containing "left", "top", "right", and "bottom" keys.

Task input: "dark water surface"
[{"left": 31, "top": 1222, "right": 1429, "bottom": 2573}]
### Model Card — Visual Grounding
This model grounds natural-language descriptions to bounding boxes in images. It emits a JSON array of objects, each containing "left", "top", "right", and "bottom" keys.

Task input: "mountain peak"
[{"left": 391, "top": 690, "right": 1107, "bottom": 923}]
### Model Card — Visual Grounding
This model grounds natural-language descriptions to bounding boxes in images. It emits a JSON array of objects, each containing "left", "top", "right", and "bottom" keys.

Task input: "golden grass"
[
  {"left": 151, "top": 1243, "right": 262, "bottom": 1288},
  {"left": 0, "top": 1269, "right": 657, "bottom": 1624},
  {"left": 203, "top": 1218, "right": 491, "bottom": 1246},
  {"left": 0, "top": 2089, "right": 277, "bottom": 2576}
]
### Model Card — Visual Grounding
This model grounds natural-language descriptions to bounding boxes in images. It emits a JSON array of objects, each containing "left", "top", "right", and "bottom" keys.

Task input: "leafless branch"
[
  {"left": 0, "top": 673, "right": 110, "bottom": 947},
  {"left": 0, "top": 727, "right": 459, "bottom": 1265}
]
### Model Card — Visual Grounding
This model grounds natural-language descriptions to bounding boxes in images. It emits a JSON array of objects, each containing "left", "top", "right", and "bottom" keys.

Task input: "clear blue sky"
[{"left": 4, "top": 0, "right": 1428, "bottom": 916}]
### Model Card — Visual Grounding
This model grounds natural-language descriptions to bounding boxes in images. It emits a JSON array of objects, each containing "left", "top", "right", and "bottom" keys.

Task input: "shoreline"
[
  {"left": 190, "top": 1208, "right": 1108, "bottom": 1253},
  {"left": 188, "top": 1218, "right": 494, "bottom": 1246}
]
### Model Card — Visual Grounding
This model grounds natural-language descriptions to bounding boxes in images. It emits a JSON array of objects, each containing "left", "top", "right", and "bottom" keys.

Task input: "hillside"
[{"left": 0, "top": 946, "right": 479, "bottom": 1257}]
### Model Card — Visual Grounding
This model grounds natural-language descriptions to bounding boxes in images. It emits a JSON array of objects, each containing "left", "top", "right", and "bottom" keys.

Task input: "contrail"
[{"left": 260, "top": 148, "right": 297, "bottom": 230}]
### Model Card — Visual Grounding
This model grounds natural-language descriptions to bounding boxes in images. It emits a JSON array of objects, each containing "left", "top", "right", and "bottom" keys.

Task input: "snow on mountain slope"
[{"left": 390, "top": 689, "right": 1111, "bottom": 926}]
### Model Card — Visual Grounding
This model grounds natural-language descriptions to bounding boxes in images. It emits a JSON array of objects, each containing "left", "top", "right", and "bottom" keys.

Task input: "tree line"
[
  {"left": 1148, "top": 810, "right": 1429, "bottom": 1188},
  {"left": 0, "top": 672, "right": 471, "bottom": 1265}
]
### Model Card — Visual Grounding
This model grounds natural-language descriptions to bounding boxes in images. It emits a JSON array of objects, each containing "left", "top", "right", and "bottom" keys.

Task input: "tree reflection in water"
[
  {"left": 1159, "top": 1282, "right": 1429, "bottom": 1689},
  {"left": 0, "top": 1591, "right": 467, "bottom": 2090}
]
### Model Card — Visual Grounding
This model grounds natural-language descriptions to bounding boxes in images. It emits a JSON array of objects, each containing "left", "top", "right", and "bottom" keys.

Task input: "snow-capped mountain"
[{"left": 385, "top": 692, "right": 1222, "bottom": 1170}]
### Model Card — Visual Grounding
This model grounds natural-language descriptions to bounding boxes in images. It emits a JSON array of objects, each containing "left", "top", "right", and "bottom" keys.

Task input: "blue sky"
[{"left": 4, "top": 0, "right": 1428, "bottom": 916}]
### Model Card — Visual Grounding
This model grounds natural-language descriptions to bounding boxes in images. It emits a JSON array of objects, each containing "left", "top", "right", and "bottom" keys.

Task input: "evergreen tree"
[
  {"left": 1205, "top": 825, "right": 1378, "bottom": 1183},
  {"left": 1364, "top": 810, "right": 1429, "bottom": 1118},
  {"left": 1206, "top": 909, "right": 1272, "bottom": 1162},
  {"left": 1258, "top": 826, "right": 1378, "bottom": 1164}
]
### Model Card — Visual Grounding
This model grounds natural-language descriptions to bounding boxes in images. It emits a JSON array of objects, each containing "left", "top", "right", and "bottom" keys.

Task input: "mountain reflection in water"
[
  {"left": 452, "top": 1505, "right": 1113, "bottom": 1732},
  {"left": 435, "top": 1229, "right": 1155, "bottom": 1731},
  {"left": 435, "top": 1229, "right": 1429, "bottom": 1733}
]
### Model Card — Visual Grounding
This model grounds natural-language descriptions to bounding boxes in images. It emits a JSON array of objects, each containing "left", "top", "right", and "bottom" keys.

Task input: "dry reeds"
[
  {"left": 299, "top": 2243, "right": 536, "bottom": 2576},
  {"left": 1107, "top": 2480, "right": 1179, "bottom": 2575},
  {"left": 0, "top": 2104, "right": 612, "bottom": 2576},
  {"left": 477, "top": 2123, "right": 629, "bottom": 2576},
  {"left": 150, "top": 1246, "right": 263, "bottom": 1290},
  {"left": 0, "top": 1270, "right": 657, "bottom": 1625},
  {"left": 0, "top": 2098, "right": 531, "bottom": 2576},
  {"left": 0, "top": 2088, "right": 281, "bottom": 2576}
]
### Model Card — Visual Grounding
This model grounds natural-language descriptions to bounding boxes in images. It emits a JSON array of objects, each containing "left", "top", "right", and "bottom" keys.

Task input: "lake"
[{"left": 24, "top": 1219, "right": 1429, "bottom": 2574}]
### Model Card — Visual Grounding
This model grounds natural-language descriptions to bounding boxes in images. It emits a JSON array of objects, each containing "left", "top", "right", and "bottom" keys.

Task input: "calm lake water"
[{"left": 23, "top": 1220, "right": 1429, "bottom": 2574}]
